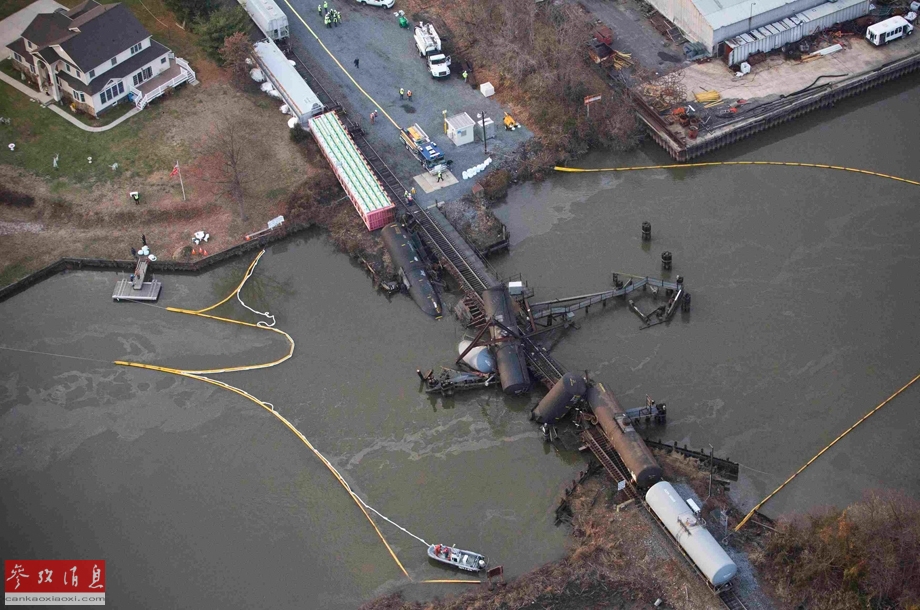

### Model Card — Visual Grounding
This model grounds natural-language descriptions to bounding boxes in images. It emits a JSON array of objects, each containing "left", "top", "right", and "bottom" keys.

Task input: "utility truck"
[
  {"left": 414, "top": 22, "right": 451, "bottom": 78},
  {"left": 400, "top": 123, "right": 451, "bottom": 171}
]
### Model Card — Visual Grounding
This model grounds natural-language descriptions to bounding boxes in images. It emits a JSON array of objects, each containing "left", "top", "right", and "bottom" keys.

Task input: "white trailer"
[
  {"left": 866, "top": 16, "right": 914, "bottom": 46},
  {"left": 239, "top": 0, "right": 290, "bottom": 40},
  {"left": 414, "top": 22, "right": 442, "bottom": 56}
]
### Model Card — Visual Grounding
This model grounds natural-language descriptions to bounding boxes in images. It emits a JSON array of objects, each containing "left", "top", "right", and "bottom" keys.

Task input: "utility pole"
[
  {"left": 481, "top": 110, "right": 487, "bottom": 154},
  {"left": 707, "top": 444, "right": 714, "bottom": 499}
]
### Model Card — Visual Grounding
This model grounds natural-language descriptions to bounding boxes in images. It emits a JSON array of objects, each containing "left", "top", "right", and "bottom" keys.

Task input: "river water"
[{"left": 2, "top": 77, "right": 920, "bottom": 608}]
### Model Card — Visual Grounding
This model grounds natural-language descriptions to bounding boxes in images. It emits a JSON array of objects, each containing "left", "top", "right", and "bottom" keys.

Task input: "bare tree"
[{"left": 202, "top": 115, "right": 253, "bottom": 220}]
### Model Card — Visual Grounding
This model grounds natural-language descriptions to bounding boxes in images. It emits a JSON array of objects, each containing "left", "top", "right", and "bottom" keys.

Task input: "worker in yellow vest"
[{"left": 399, "top": 88, "right": 404, "bottom": 100}]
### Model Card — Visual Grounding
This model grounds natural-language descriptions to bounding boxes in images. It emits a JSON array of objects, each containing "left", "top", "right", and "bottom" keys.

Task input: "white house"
[{"left": 5, "top": 0, "right": 196, "bottom": 116}]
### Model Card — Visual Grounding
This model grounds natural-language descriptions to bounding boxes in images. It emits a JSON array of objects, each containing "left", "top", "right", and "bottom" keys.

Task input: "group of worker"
[
  {"left": 433, "top": 544, "right": 452, "bottom": 560},
  {"left": 403, "top": 187, "right": 417, "bottom": 203},
  {"left": 318, "top": 1, "right": 342, "bottom": 27},
  {"left": 398, "top": 88, "right": 413, "bottom": 101}
]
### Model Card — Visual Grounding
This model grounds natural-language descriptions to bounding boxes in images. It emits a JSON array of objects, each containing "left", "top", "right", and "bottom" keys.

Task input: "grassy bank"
[
  {"left": 0, "top": 0, "right": 331, "bottom": 288},
  {"left": 0, "top": 71, "right": 174, "bottom": 183},
  {"left": 753, "top": 490, "right": 920, "bottom": 608}
]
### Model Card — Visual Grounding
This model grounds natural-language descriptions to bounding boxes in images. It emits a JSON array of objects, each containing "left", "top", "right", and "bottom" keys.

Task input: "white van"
[{"left": 866, "top": 16, "right": 914, "bottom": 46}]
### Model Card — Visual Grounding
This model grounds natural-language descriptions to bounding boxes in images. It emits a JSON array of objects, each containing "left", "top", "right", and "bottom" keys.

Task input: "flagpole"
[{"left": 176, "top": 160, "right": 186, "bottom": 201}]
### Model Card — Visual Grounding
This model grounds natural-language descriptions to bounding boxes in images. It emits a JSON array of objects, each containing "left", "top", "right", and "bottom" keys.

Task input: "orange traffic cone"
[
  {"left": 191, "top": 247, "right": 198, "bottom": 255},
  {"left": 201, "top": 248, "right": 207, "bottom": 256}
]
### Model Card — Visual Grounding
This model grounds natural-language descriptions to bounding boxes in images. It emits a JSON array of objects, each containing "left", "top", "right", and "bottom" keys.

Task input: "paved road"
[
  {"left": 277, "top": 0, "right": 533, "bottom": 206},
  {"left": 578, "top": 0, "right": 689, "bottom": 75}
]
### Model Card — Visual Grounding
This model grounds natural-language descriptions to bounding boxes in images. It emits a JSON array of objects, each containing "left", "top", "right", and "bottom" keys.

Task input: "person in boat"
[{"left": 434, "top": 544, "right": 442, "bottom": 555}]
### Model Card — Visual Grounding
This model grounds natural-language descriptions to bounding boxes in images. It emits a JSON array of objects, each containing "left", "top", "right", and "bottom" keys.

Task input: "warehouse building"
[{"left": 648, "top": 0, "right": 869, "bottom": 63}]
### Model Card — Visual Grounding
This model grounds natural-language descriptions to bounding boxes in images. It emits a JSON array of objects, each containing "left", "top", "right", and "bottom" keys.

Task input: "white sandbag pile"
[
  {"left": 250, "top": 68, "right": 265, "bottom": 82},
  {"left": 462, "top": 157, "right": 492, "bottom": 180}
]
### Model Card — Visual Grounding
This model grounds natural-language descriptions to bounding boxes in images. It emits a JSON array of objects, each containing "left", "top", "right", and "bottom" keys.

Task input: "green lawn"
[{"left": 0, "top": 77, "right": 191, "bottom": 184}]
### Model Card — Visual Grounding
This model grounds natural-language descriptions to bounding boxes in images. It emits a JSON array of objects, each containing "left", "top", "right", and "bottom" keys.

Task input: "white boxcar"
[
  {"left": 646, "top": 481, "right": 738, "bottom": 587},
  {"left": 241, "top": 0, "right": 289, "bottom": 40}
]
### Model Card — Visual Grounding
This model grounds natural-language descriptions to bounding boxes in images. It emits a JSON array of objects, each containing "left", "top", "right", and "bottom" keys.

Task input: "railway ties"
[
  {"left": 582, "top": 427, "right": 638, "bottom": 501},
  {"left": 719, "top": 589, "right": 749, "bottom": 610}
]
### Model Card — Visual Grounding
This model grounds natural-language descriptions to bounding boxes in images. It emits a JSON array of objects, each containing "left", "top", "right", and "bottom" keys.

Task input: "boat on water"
[{"left": 427, "top": 544, "right": 487, "bottom": 572}]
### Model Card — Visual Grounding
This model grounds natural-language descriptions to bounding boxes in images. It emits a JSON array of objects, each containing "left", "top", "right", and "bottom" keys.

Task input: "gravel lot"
[{"left": 278, "top": 0, "right": 534, "bottom": 207}]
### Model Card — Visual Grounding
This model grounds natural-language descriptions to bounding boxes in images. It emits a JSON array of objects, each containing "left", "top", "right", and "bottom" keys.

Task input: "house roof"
[
  {"left": 64, "top": 0, "right": 102, "bottom": 20},
  {"left": 690, "top": 0, "right": 815, "bottom": 30},
  {"left": 20, "top": 11, "right": 72, "bottom": 47},
  {"left": 59, "top": 4, "right": 149, "bottom": 71},
  {"left": 6, "top": 37, "right": 28, "bottom": 60},
  {"left": 58, "top": 39, "right": 169, "bottom": 95},
  {"left": 36, "top": 45, "right": 63, "bottom": 65},
  {"left": 18, "top": 3, "right": 152, "bottom": 72}
]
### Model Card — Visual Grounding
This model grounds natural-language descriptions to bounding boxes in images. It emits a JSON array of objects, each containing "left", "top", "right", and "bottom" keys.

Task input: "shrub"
[{"left": 196, "top": 6, "right": 250, "bottom": 63}]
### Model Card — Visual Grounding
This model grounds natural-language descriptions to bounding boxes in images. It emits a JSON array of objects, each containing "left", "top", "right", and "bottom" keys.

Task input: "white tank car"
[
  {"left": 458, "top": 340, "right": 495, "bottom": 373},
  {"left": 645, "top": 481, "right": 737, "bottom": 587}
]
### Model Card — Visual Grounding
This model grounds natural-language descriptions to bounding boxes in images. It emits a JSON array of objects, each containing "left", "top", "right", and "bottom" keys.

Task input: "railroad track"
[
  {"left": 581, "top": 427, "right": 638, "bottom": 500},
  {"left": 719, "top": 588, "right": 749, "bottom": 610},
  {"left": 519, "top": 334, "right": 566, "bottom": 387}
]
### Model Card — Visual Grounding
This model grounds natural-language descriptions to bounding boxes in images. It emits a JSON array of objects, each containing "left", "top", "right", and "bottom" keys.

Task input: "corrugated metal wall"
[
  {"left": 647, "top": 0, "right": 716, "bottom": 48},
  {"left": 714, "top": 0, "right": 824, "bottom": 43},
  {"left": 726, "top": 0, "right": 869, "bottom": 64}
]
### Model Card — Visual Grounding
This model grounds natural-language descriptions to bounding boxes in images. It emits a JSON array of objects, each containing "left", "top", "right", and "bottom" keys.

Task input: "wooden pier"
[{"left": 112, "top": 257, "right": 162, "bottom": 302}]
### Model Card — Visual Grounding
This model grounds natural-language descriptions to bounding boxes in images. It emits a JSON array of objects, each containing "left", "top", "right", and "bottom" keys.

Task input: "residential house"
[{"left": 5, "top": 0, "right": 196, "bottom": 116}]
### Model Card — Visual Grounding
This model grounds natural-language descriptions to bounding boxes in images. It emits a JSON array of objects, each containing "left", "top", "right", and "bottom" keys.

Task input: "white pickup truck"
[
  {"left": 414, "top": 22, "right": 451, "bottom": 78},
  {"left": 356, "top": 0, "right": 394, "bottom": 7}
]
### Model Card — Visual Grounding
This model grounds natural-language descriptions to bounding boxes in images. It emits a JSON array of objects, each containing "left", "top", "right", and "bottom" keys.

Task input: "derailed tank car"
[
  {"left": 381, "top": 223, "right": 443, "bottom": 318},
  {"left": 587, "top": 382, "right": 662, "bottom": 488},
  {"left": 481, "top": 287, "right": 531, "bottom": 394},
  {"left": 646, "top": 481, "right": 737, "bottom": 588},
  {"left": 532, "top": 373, "right": 586, "bottom": 423}
]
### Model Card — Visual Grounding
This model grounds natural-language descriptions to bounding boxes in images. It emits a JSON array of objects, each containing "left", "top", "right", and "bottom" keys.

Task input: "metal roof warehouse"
[{"left": 646, "top": 0, "right": 869, "bottom": 52}]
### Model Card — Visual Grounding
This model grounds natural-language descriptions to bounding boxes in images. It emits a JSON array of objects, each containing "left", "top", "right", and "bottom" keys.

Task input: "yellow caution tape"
[
  {"left": 554, "top": 162, "right": 920, "bottom": 187},
  {"left": 736, "top": 370, "right": 920, "bottom": 532},
  {"left": 114, "top": 251, "right": 410, "bottom": 579}
]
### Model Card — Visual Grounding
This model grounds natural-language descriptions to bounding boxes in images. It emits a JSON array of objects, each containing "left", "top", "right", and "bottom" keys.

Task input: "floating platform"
[{"left": 112, "top": 278, "right": 162, "bottom": 301}]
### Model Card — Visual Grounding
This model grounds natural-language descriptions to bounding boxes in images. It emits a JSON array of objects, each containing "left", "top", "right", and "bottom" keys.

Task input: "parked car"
[{"left": 356, "top": 0, "right": 394, "bottom": 7}]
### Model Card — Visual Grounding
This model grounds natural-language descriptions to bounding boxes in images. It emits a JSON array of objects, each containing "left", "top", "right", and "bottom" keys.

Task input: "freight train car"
[
  {"left": 646, "top": 481, "right": 737, "bottom": 588},
  {"left": 587, "top": 382, "right": 662, "bottom": 488},
  {"left": 532, "top": 373, "right": 586, "bottom": 423},
  {"left": 381, "top": 223, "right": 442, "bottom": 317},
  {"left": 481, "top": 287, "right": 531, "bottom": 394}
]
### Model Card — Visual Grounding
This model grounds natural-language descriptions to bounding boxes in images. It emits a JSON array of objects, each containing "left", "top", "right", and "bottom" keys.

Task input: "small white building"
[{"left": 445, "top": 112, "right": 475, "bottom": 146}]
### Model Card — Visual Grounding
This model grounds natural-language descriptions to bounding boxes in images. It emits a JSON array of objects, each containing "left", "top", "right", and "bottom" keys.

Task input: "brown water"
[{"left": 2, "top": 75, "right": 920, "bottom": 609}]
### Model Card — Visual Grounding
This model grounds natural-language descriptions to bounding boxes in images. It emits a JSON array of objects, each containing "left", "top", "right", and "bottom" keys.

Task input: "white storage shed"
[{"left": 445, "top": 113, "right": 475, "bottom": 146}]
